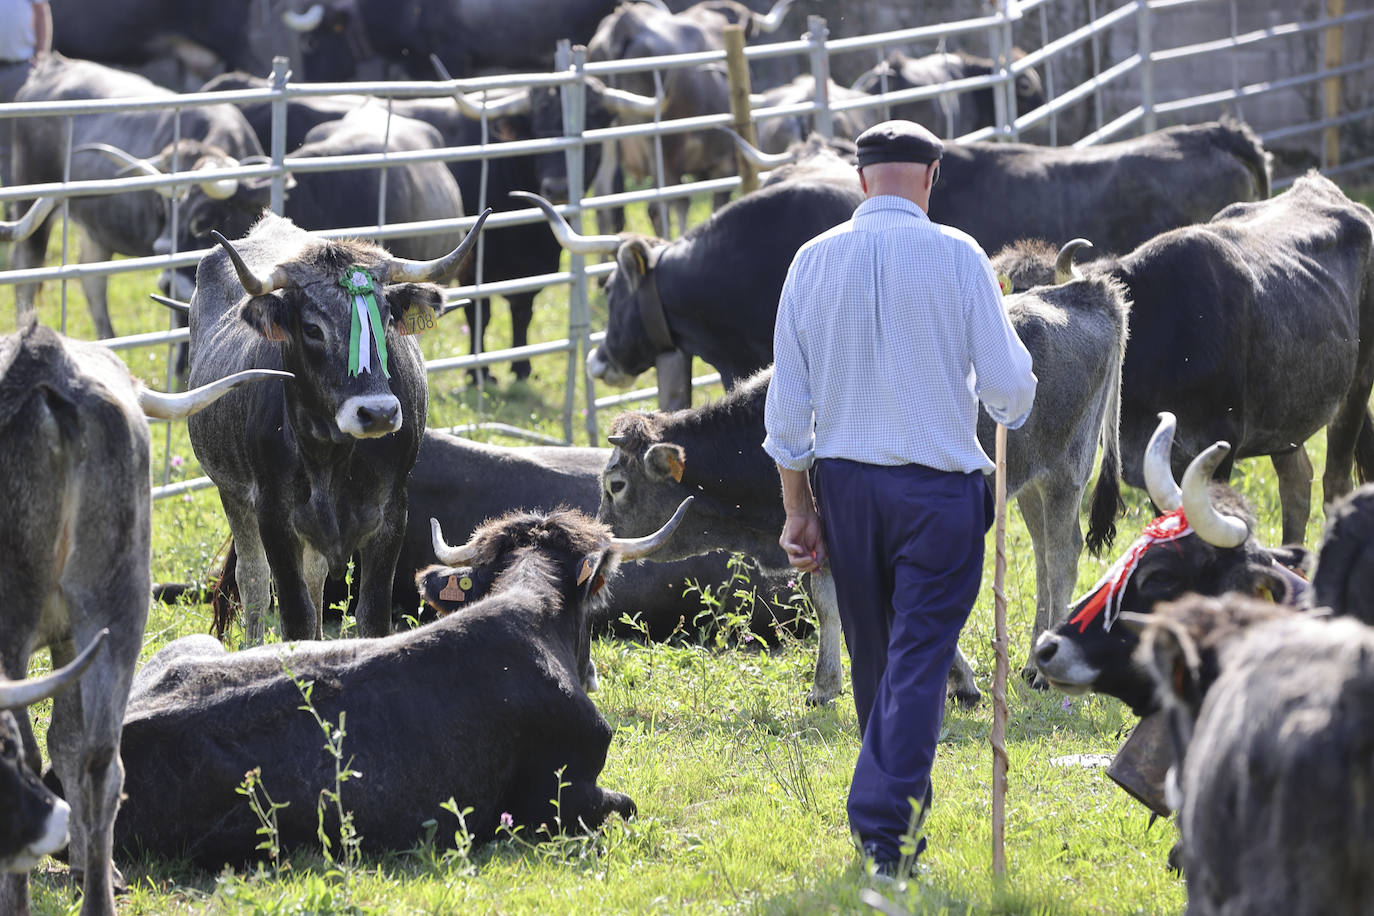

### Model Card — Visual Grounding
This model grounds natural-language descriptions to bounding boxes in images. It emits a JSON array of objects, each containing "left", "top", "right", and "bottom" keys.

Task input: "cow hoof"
[
  {"left": 805, "top": 687, "right": 837, "bottom": 707},
  {"left": 1021, "top": 664, "right": 1050, "bottom": 690},
  {"left": 466, "top": 367, "right": 498, "bottom": 387},
  {"left": 513, "top": 359, "right": 532, "bottom": 381},
  {"left": 950, "top": 684, "right": 982, "bottom": 709}
]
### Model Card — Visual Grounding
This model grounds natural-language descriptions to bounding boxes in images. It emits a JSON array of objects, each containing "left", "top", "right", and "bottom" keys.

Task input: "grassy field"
[{"left": 11, "top": 182, "right": 1372, "bottom": 915}]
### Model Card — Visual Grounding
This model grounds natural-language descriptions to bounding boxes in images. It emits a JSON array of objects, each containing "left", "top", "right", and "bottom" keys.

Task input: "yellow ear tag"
[
  {"left": 631, "top": 247, "right": 647, "bottom": 274},
  {"left": 439, "top": 576, "right": 466, "bottom": 602},
  {"left": 997, "top": 274, "right": 1012, "bottom": 296},
  {"left": 398, "top": 303, "right": 436, "bottom": 336},
  {"left": 459, "top": 575, "right": 473, "bottom": 591},
  {"left": 577, "top": 557, "right": 595, "bottom": 586},
  {"left": 1256, "top": 584, "right": 1275, "bottom": 603}
]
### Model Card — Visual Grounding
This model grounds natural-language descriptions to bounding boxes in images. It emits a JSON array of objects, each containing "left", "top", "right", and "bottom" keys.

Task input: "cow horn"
[
  {"left": 74, "top": 143, "right": 177, "bottom": 199},
  {"left": 752, "top": 0, "right": 795, "bottom": 33},
  {"left": 1055, "top": 238, "right": 1093, "bottom": 283},
  {"left": 212, "top": 230, "right": 291, "bottom": 296},
  {"left": 431, "top": 517, "right": 478, "bottom": 566},
  {"left": 427, "top": 54, "right": 530, "bottom": 119},
  {"left": 386, "top": 207, "right": 491, "bottom": 283},
  {"left": 599, "top": 85, "right": 660, "bottom": 119},
  {"left": 635, "top": 0, "right": 671, "bottom": 11},
  {"left": 0, "top": 196, "right": 58, "bottom": 242},
  {"left": 0, "top": 629, "right": 107, "bottom": 711},
  {"left": 282, "top": 3, "right": 324, "bottom": 31},
  {"left": 149, "top": 293, "right": 190, "bottom": 315},
  {"left": 1144, "top": 411, "right": 1182, "bottom": 512},
  {"left": 510, "top": 190, "right": 621, "bottom": 255},
  {"left": 138, "top": 369, "right": 294, "bottom": 420},
  {"left": 720, "top": 128, "right": 796, "bottom": 168},
  {"left": 197, "top": 158, "right": 240, "bottom": 201},
  {"left": 610, "top": 497, "right": 694, "bottom": 560},
  {"left": 607, "top": 434, "right": 628, "bottom": 447},
  {"left": 1180, "top": 442, "right": 1248, "bottom": 548}
]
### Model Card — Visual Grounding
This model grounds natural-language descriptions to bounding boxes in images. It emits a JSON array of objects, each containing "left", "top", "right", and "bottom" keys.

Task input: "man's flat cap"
[{"left": 855, "top": 120, "right": 944, "bottom": 168}]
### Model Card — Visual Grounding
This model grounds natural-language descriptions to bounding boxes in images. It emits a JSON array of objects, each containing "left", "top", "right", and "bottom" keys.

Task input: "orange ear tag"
[
  {"left": 576, "top": 557, "right": 596, "bottom": 586},
  {"left": 667, "top": 454, "right": 684, "bottom": 483},
  {"left": 397, "top": 303, "right": 436, "bottom": 336},
  {"left": 439, "top": 575, "right": 466, "bottom": 602}
]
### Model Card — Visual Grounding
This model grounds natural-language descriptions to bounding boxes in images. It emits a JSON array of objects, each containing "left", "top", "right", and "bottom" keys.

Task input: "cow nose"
[
  {"left": 335, "top": 394, "right": 402, "bottom": 438},
  {"left": 539, "top": 176, "right": 569, "bottom": 203},
  {"left": 356, "top": 401, "right": 399, "bottom": 431},
  {"left": 154, "top": 236, "right": 172, "bottom": 255},
  {"left": 1034, "top": 632, "right": 1060, "bottom": 667}
]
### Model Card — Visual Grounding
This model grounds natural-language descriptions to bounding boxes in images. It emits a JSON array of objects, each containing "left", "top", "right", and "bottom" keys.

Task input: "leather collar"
[{"left": 636, "top": 244, "right": 676, "bottom": 353}]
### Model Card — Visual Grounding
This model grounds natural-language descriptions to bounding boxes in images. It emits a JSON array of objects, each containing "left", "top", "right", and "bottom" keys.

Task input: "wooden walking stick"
[{"left": 991, "top": 422, "right": 1010, "bottom": 877}]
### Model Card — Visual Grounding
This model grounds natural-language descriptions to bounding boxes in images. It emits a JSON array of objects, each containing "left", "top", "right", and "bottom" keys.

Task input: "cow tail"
[
  {"left": 1218, "top": 115, "right": 1272, "bottom": 199},
  {"left": 1356, "top": 406, "right": 1374, "bottom": 485},
  {"left": 1085, "top": 305, "right": 1127, "bottom": 556},
  {"left": 209, "top": 538, "right": 240, "bottom": 641}
]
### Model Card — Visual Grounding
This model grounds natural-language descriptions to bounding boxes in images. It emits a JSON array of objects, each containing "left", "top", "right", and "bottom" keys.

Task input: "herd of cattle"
[{"left": 2, "top": 2, "right": 1374, "bottom": 915}]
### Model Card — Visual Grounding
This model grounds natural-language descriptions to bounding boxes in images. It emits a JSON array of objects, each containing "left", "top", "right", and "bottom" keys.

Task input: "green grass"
[{"left": 13, "top": 184, "right": 1368, "bottom": 915}]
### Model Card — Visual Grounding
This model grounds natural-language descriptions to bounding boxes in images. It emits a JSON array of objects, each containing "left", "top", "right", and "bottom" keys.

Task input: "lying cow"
[
  {"left": 1034, "top": 413, "right": 1310, "bottom": 715},
  {"left": 0, "top": 320, "right": 286, "bottom": 916},
  {"left": 1, "top": 632, "right": 106, "bottom": 875},
  {"left": 1135, "top": 594, "right": 1374, "bottom": 915},
  {"left": 186, "top": 210, "right": 487, "bottom": 644},
  {"left": 597, "top": 245, "right": 1129, "bottom": 695},
  {"left": 999, "top": 172, "right": 1374, "bottom": 546},
  {"left": 108, "top": 502, "right": 690, "bottom": 867}
]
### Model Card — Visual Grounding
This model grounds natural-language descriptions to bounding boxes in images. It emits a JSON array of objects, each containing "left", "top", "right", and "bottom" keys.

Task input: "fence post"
[
  {"left": 558, "top": 42, "right": 599, "bottom": 445},
  {"left": 269, "top": 55, "right": 290, "bottom": 214},
  {"left": 999, "top": 0, "right": 1020, "bottom": 140},
  {"left": 806, "top": 16, "right": 833, "bottom": 140},
  {"left": 724, "top": 24, "right": 758, "bottom": 195},
  {"left": 988, "top": 11, "right": 1008, "bottom": 139},
  {"left": 1137, "top": 0, "right": 1155, "bottom": 133},
  {"left": 1325, "top": 0, "right": 1345, "bottom": 169}
]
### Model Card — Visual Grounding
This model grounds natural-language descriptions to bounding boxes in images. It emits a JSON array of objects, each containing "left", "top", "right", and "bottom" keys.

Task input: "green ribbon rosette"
[{"left": 339, "top": 266, "right": 390, "bottom": 378}]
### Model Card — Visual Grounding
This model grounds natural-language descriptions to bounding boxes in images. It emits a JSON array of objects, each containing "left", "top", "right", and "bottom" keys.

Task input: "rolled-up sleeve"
[
  {"left": 763, "top": 267, "right": 816, "bottom": 470},
  {"left": 965, "top": 252, "right": 1037, "bottom": 430}
]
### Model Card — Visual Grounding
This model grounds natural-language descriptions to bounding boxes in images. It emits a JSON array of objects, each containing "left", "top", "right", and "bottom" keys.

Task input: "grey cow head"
[{"left": 211, "top": 210, "right": 488, "bottom": 440}]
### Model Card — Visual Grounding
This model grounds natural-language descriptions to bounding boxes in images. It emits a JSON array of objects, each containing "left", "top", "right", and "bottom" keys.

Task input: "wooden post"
[
  {"left": 655, "top": 349, "right": 692, "bottom": 411},
  {"left": 1324, "top": 0, "right": 1344, "bottom": 169},
  {"left": 724, "top": 25, "right": 758, "bottom": 195},
  {"left": 991, "top": 423, "right": 1009, "bottom": 877}
]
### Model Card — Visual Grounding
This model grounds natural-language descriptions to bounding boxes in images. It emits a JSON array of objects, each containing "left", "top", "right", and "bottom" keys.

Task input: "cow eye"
[
  {"left": 609, "top": 479, "right": 626, "bottom": 496},
  {"left": 303, "top": 323, "right": 325, "bottom": 342}
]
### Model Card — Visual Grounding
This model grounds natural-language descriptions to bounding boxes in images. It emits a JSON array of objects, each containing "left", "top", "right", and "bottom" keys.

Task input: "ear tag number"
[{"left": 398, "top": 303, "right": 436, "bottom": 336}]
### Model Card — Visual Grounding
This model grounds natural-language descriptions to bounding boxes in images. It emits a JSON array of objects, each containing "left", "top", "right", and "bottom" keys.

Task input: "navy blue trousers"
[{"left": 814, "top": 458, "right": 991, "bottom": 863}]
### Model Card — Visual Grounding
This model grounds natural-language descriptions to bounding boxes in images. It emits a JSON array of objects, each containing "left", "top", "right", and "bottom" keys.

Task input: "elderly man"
[{"left": 763, "top": 120, "right": 1036, "bottom": 877}]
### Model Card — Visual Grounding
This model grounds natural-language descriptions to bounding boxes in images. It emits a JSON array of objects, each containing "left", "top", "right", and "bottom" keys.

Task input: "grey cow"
[
  {"left": 186, "top": 209, "right": 488, "bottom": 644},
  {"left": 0, "top": 320, "right": 286, "bottom": 916},
  {"left": 599, "top": 252, "right": 1128, "bottom": 696}
]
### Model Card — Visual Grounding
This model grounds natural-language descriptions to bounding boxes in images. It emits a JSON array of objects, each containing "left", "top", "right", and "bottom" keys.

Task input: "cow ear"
[
  {"left": 1135, "top": 618, "right": 1203, "bottom": 710},
  {"left": 644, "top": 442, "right": 685, "bottom": 483},
  {"left": 415, "top": 564, "right": 484, "bottom": 615},
  {"left": 576, "top": 550, "right": 613, "bottom": 601},
  {"left": 616, "top": 238, "right": 654, "bottom": 282},
  {"left": 385, "top": 283, "right": 444, "bottom": 336},
  {"left": 241, "top": 293, "right": 290, "bottom": 342}
]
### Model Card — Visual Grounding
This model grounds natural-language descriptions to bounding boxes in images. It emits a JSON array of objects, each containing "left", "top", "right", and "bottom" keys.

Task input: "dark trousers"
[{"left": 814, "top": 458, "right": 991, "bottom": 863}]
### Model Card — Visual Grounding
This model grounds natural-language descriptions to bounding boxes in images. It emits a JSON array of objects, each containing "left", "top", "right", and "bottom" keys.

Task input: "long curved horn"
[
  {"left": 431, "top": 517, "right": 478, "bottom": 566},
  {"left": 599, "top": 85, "right": 660, "bottom": 119},
  {"left": 385, "top": 207, "right": 491, "bottom": 284},
  {"left": 611, "top": 497, "right": 694, "bottom": 560},
  {"left": 0, "top": 629, "right": 107, "bottom": 711},
  {"left": 509, "top": 190, "right": 621, "bottom": 255},
  {"left": 1180, "top": 442, "right": 1248, "bottom": 548},
  {"left": 149, "top": 293, "right": 190, "bottom": 315},
  {"left": 427, "top": 54, "right": 531, "bottom": 119},
  {"left": 138, "top": 369, "right": 294, "bottom": 421},
  {"left": 282, "top": 3, "right": 324, "bottom": 31},
  {"left": 720, "top": 128, "right": 797, "bottom": 168},
  {"left": 752, "top": 0, "right": 795, "bottom": 33},
  {"left": 0, "top": 196, "right": 58, "bottom": 242},
  {"left": 1054, "top": 238, "right": 1093, "bottom": 283},
  {"left": 1144, "top": 411, "right": 1182, "bottom": 512},
  {"left": 212, "top": 230, "right": 291, "bottom": 296},
  {"left": 74, "top": 143, "right": 178, "bottom": 199}
]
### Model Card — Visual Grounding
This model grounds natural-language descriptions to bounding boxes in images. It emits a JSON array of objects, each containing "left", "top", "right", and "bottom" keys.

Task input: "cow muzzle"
[
  {"left": 336, "top": 394, "right": 403, "bottom": 438},
  {"left": 2, "top": 797, "right": 70, "bottom": 872},
  {"left": 586, "top": 346, "right": 637, "bottom": 388},
  {"left": 1033, "top": 630, "right": 1096, "bottom": 694}
]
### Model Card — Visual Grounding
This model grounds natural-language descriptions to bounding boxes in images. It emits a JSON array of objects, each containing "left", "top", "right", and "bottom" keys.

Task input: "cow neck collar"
[{"left": 637, "top": 244, "right": 676, "bottom": 353}]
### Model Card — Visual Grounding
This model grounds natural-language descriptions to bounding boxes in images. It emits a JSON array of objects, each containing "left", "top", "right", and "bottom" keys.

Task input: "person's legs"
[{"left": 843, "top": 467, "right": 987, "bottom": 864}]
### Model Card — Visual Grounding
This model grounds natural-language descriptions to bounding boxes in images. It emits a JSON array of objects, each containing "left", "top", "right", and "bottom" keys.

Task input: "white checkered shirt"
[{"left": 763, "top": 194, "right": 1037, "bottom": 473}]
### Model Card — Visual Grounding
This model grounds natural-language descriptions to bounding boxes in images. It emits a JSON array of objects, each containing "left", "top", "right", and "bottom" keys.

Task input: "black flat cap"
[{"left": 855, "top": 119, "right": 944, "bottom": 168}]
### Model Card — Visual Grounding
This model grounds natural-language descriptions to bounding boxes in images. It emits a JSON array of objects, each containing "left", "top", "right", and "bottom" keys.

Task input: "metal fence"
[{"left": 0, "top": 0, "right": 1368, "bottom": 500}]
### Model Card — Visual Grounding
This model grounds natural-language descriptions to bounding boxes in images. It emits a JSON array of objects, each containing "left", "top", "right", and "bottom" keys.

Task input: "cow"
[
  {"left": 280, "top": 0, "right": 624, "bottom": 81},
  {"left": 1309, "top": 483, "right": 1374, "bottom": 623},
  {"left": 199, "top": 70, "right": 366, "bottom": 154},
  {"left": 185, "top": 209, "right": 488, "bottom": 645},
  {"left": 850, "top": 48, "right": 1046, "bottom": 140},
  {"left": 596, "top": 246, "right": 1130, "bottom": 691},
  {"left": 752, "top": 75, "right": 881, "bottom": 155},
  {"left": 6, "top": 54, "right": 265, "bottom": 339},
  {"left": 586, "top": 0, "right": 797, "bottom": 235},
  {"left": 105, "top": 501, "right": 691, "bottom": 868},
  {"left": 1033, "top": 413, "right": 1312, "bottom": 716},
  {"left": 205, "top": 427, "right": 805, "bottom": 643},
  {"left": 1134, "top": 594, "right": 1374, "bottom": 916},
  {"left": 1, "top": 631, "right": 105, "bottom": 875},
  {"left": 515, "top": 165, "right": 864, "bottom": 390},
  {"left": 0, "top": 319, "right": 288, "bottom": 916},
  {"left": 997, "top": 172, "right": 1374, "bottom": 546}
]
